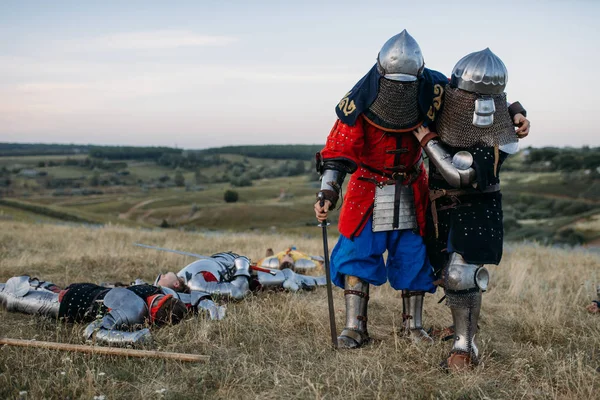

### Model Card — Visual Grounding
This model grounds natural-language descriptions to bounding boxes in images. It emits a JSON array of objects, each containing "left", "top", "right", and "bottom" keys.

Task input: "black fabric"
[
  {"left": 126, "top": 284, "right": 161, "bottom": 300},
  {"left": 426, "top": 147, "right": 509, "bottom": 274},
  {"left": 58, "top": 283, "right": 109, "bottom": 322},
  {"left": 58, "top": 283, "right": 160, "bottom": 322}
]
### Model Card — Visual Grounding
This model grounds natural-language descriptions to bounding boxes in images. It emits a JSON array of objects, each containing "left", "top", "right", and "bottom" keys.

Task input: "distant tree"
[
  {"left": 37, "top": 161, "right": 46, "bottom": 168},
  {"left": 224, "top": 190, "right": 239, "bottom": 203},
  {"left": 230, "top": 174, "right": 252, "bottom": 187},
  {"left": 158, "top": 175, "right": 171, "bottom": 183},
  {"left": 89, "top": 173, "right": 100, "bottom": 187},
  {"left": 174, "top": 170, "right": 185, "bottom": 187}
]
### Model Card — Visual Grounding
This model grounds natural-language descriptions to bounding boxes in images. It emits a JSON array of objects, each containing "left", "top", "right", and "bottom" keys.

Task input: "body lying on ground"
[{"left": 0, "top": 252, "right": 328, "bottom": 345}]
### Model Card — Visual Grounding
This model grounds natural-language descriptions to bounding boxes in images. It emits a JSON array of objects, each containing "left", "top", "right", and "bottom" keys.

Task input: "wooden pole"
[{"left": 0, "top": 337, "right": 209, "bottom": 363}]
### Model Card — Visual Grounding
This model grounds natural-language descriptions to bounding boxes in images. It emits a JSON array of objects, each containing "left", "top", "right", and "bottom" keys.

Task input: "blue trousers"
[{"left": 331, "top": 219, "right": 436, "bottom": 293}]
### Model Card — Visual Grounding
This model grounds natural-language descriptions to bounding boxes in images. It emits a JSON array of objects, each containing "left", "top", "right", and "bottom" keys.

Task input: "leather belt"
[{"left": 430, "top": 184, "right": 501, "bottom": 238}]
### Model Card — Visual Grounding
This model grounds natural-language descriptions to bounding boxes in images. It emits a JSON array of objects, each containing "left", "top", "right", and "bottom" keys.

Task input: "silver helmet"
[
  {"left": 438, "top": 48, "right": 516, "bottom": 147},
  {"left": 377, "top": 30, "right": 424, "bottom": 82},
  {"left": 450, "top": 48, "right": 507, "bottom": 95}
]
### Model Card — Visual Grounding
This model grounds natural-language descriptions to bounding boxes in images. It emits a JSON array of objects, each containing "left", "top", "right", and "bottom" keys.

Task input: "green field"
[{"left": 0, "top": 147, "right": 598, "bottom": 245}]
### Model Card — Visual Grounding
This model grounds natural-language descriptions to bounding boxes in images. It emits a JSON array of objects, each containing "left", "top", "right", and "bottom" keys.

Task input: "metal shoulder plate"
[
  {"left": 177, "top": 259, "right": 226, "bottom": 283},
  {"left": 103, "top": 288, "right": 148, "bottom": 328},
  {"left": 260, "top": 256, "right": 281, "bottom": 269}
]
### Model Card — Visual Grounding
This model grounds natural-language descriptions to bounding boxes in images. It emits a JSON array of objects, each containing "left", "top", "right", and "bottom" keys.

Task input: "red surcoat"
[{"left": 320, "top": 115, "right": 429, "bottom": 239}]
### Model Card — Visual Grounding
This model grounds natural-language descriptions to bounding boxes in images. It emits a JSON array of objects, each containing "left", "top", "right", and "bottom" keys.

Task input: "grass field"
[{"left": 0, "top": 221, "right": 599, "bottom": 399}]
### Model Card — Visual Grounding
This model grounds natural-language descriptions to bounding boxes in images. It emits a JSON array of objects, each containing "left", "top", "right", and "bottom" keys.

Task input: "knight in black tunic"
[{"left": 413, "top": 48, "right": 529, "bottom": 371}]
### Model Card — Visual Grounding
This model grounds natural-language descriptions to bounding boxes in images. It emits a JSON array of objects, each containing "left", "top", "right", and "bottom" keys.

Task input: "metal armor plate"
[
  {"left": 372, "top": 184, "right": 417, "bottom": 232},
  {"left": 177, "top": 259, "right": 225, "bottom": 284}
]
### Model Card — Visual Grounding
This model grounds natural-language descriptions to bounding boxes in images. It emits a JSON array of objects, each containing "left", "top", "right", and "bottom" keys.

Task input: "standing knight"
[
  {"left": 314, "top": 30, "right": 448, "bottom": 348},
  {"left": 413, "top": 48, "right": 529, "bottom": 370}
]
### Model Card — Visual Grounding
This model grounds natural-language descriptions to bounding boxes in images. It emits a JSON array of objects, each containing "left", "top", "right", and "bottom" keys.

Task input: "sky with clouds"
[{"left": 0, "top": 0, "right": 598, "bottom": 149}]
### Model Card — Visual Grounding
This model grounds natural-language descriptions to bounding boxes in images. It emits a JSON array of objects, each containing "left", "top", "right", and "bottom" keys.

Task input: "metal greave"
[
  {"left": 344, "top": 276, "right": 369, "bottom": 333},
  {"left": 0, "top": 290, "right": 60, "bottom": 318},
  {"left": 402, "top": 291, "right": 425, "bottom": 330},
  {"left": 444, "top": 252, "right": 485, "bottom": 359},
  {"left": 448, "top": 291, "right": 481, "bottom": 358}
]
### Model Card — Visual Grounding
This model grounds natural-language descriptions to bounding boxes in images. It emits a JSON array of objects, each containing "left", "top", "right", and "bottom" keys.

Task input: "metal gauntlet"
[{"left": 424, "top": 139, "right": 476, "bottom": 188}]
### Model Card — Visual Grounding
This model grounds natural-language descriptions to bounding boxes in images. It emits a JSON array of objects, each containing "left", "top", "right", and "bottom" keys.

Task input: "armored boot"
[
  {"left": 402, "top": 291, "right": 433, "bottom": 343},
  {"left": 443, "top": 253, "right": 489, "bottom": 371},
  {"left": 337, "top": 275, "right": 370, "bottom": 349}
]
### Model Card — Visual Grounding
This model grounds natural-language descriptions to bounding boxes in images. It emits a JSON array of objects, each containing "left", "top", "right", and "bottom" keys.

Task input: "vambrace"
[
  {"left": 197, "top": 299, "right": 227, "bottom": 320},
  {"left": 188, "top": 275, "right": 250, "bottom": 301},
  {"left": 257, "top": 269, "right": 323, "bottom": 292},
  {"left": 424, "top": 139, "right": 476, "bottom": 188},
  {"left": 84, "top": 320, "right": 152, "bottom": 345},
  {"left": 318, "top": 169, "right": 346, "bottom": 209}
]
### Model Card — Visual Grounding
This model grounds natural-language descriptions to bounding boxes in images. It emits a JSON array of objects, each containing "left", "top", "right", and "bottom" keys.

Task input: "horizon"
[{"left": 1, "top": 1, "right": 599, "bottom": 148}]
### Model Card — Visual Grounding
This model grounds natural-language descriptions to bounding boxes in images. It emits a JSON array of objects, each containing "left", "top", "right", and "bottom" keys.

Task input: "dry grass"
[{"left": 0, "top": 221, "right": 599, "bottom": 399}]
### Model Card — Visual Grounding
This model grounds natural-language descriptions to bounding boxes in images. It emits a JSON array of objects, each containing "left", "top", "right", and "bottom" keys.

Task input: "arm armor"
[
  {"left": 424, "top": 139, "right": 476, "bottom": 188},
  {"left": 197, "top": 299, "right": 227, "bottom": 320},
  {"left": 257, "top": 269, "right": 325, "bottom": 292},
  {"left": 84, "top": 320, "right": 152, "bottom": 345},
  {"left": 318, "top": 169, "right": 346, "bottom": 209},
  {"left": 188, "top": 274, "right": 250, "bottom": 301}
]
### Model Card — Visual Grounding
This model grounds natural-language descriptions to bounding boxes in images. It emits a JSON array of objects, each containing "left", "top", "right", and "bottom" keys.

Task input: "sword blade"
[
  {"left": 321, "top": 219, "right": 338, "bottom": 349},
  {"left": 133, "top": 243, "right": 210, "bottom": 259}
]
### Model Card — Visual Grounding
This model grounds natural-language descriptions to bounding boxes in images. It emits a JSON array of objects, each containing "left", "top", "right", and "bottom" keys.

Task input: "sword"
[
  {"left": 134, "top": 243, "right": 211, "bottom": 259},
  {"left": 134, "top": 243, "right": 277, "bottom": 275},
  {"left": 318, "top": 192, "right": 338, "bottom": 349}
]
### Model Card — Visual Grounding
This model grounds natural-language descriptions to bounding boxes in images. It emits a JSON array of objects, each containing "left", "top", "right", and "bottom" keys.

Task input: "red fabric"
[
  {"left": 58, "top": 289, "right": 69, "bottom": 303},
  {"left": 320, "top": 115, "right": 429, "bottom": 238},
  {"left": 146, "top": 294, "right": 173, "bottom": 323},
  {"left": 201, "top": 271, "right": 218, "bottom": 282}
]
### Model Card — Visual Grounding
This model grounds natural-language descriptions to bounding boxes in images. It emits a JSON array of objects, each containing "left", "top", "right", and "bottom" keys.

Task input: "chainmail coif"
[
  {"left": 437, "top": 86, "right": 517, "bottom": 148},
  {"left": 367, "top": 79, "right": 420, "bottom": 130}
]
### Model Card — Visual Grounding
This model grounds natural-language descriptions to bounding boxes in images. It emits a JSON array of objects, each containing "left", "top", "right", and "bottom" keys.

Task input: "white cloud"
[{"left": 60, "top": 30, "right": 238, "bottom": 51}]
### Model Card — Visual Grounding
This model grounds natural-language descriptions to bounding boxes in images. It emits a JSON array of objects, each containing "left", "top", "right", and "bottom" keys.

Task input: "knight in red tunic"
[{"left": 314, "top": 30, "right": 448, "bottom": 348}]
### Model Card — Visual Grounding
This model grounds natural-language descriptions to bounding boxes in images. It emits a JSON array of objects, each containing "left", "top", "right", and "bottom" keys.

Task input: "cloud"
[{"left": 61, "top": 30, "right": 238, "bottom": 51}]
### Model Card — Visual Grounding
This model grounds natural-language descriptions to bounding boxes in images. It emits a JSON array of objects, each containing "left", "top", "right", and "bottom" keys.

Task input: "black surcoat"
[{"left": 426, "top": 146, "right": 509, "bottom": 276}]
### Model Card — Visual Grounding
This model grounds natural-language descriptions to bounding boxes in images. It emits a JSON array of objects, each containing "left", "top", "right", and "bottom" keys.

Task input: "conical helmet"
[
  {"left": 377, "top": 30, "right": 424, "bottom": 82},
  {"left": 450, "top": 48, "right": 507, "bottom": 95}
]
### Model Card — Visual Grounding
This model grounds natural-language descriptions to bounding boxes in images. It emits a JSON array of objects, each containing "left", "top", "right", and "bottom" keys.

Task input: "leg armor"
[
  {"left": 0, "top": 277, "right": 60, "bottom": 319},
  {"left": 402, "top": 291, "right": 433, "bottom": 343},
  {"left": 444, "top": 252, "right": 489, "bottom": 370},
  {"left": 338, "top": 275, "right": 370, "bottom": 349}
]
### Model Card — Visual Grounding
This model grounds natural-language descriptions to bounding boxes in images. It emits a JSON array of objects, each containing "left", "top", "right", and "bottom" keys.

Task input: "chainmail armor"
[
  {"left": 366, "top": 79, "right": 420, "bottom": 130},
  {"left": 445, "top": 290, "right": 481, "bottom": 309},
  {"left": 437, "top": 86, "right": 516, "bottom": 147}
]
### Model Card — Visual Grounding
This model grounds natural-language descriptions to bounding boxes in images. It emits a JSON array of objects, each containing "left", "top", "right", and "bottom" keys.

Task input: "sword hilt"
[{"left": 317, "top": 192, "right": 330, "bottom": 227}]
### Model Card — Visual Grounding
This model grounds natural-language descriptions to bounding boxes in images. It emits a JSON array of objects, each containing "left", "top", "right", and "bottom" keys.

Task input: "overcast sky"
[{"left": 0, "top": 0, "right": 598, "bottom": 149}]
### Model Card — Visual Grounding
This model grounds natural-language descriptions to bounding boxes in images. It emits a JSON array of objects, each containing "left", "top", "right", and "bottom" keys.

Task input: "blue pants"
[{"left": 331, "top": 219, "right": 436, "bottom": 293}]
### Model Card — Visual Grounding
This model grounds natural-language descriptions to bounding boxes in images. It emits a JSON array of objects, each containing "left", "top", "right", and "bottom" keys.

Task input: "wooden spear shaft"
[{"left": 0, "top": 337, "right": 209, "bottom": 363}]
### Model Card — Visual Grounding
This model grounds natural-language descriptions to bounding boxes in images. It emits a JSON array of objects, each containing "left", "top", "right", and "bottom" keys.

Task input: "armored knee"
[{"left": 445, "top": 253, "right": 489, "bottom": 293}]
